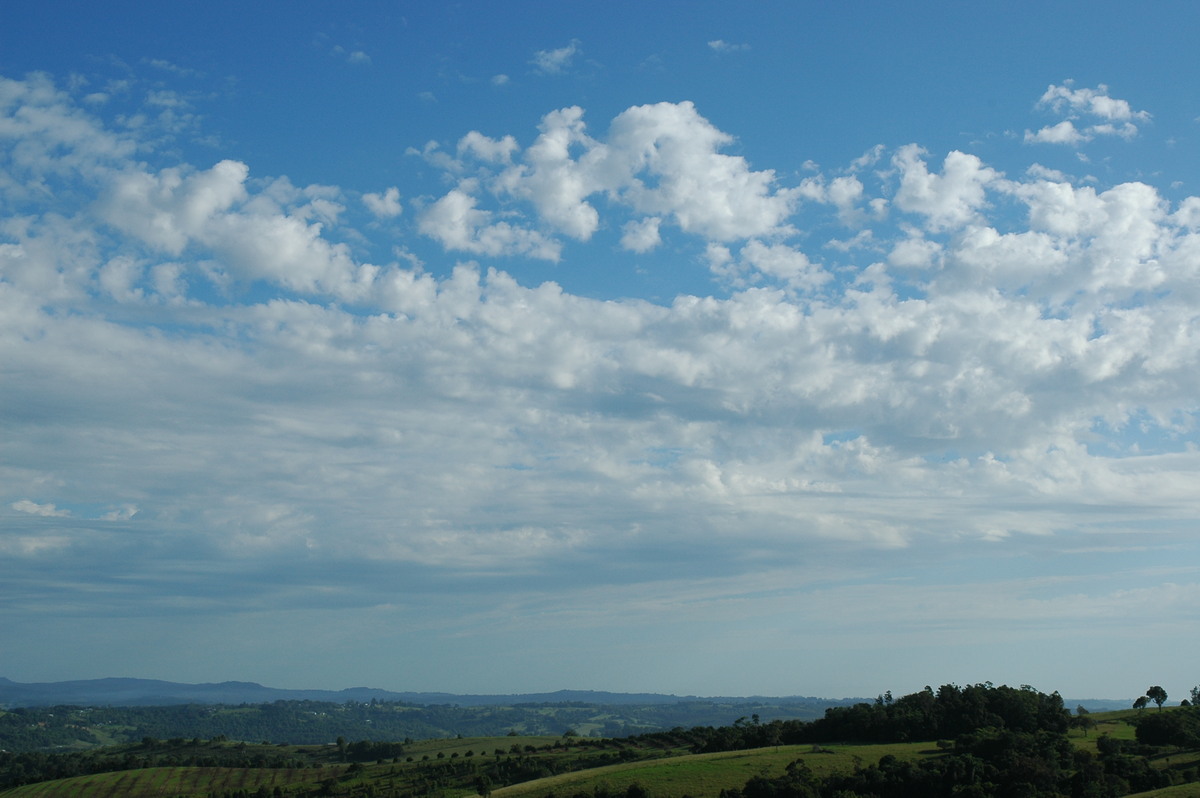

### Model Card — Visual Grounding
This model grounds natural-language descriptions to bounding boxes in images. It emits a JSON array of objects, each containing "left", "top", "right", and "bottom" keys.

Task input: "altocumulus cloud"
[{"left": 3, "top": 71, "right": 1200, "bottom": 690}]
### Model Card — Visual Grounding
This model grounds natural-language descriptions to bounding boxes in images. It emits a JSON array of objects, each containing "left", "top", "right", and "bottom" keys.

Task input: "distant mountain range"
[
  {"left": 0, "top": 676, "right": 839, "bottom": 709},
  {"left": 0, "top": 676, "right": 1132, "bottom": 712}
]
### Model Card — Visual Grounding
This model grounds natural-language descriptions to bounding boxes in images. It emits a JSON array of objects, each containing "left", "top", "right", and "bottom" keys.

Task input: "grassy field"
[
  {"left": 493, "top": 742, "right": 937, "bottom": 798},
  {"left": 0, "top": 737, "right": 938, "bottom": 798},
  {"left": 0, "top": 735, "right": 631, "bottom": 798},
  {"left": 1130, "top": 786, "right": 1200, "bottom": 797},
  {"left": 0, "top": 765, "right": 336, "bottom": 797},
  {"left": 1068, "top": 708, "right": 1139, "bottom": 752}
]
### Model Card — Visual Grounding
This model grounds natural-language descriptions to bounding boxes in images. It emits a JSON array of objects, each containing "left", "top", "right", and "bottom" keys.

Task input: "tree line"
[{"left": 0, "top": 697, "right": 838, "bottom": 753}]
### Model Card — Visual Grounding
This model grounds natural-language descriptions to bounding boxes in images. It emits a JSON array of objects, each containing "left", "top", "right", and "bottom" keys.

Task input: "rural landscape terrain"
[{"left": 3, "top": 680, "right": 1200, "bottom": 797}]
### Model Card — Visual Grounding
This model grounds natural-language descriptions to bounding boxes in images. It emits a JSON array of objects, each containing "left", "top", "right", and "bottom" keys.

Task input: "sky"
[{"left": 2, "top": 0, "right": 1200, "bottom": 703}]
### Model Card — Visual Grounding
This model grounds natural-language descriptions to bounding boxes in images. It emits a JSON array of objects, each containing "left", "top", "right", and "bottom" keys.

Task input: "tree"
[
  {"left": 1146, "top": 686, "right": 1168, "bottom": 710},
  {"left": 1071, "top": 706, "right": 1096, "bottom": 737},
  {"left": 1133, "top": 696, "right": 1149, "bottom": 711}
]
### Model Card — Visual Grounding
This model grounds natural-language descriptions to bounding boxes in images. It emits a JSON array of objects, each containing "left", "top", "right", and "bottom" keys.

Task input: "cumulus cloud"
[
  {"left": 94, "top": 160, "right": 379, "bottom": 299},
  {"left": 422, "top": 101, "right": 801, "bottom": 258},
  {"left": 620, "top": 216, "right": 662, "bottom": 252},
  {"left": 707, "top": 240, "right": 829, "bottom": 292},
  {"left": 893, "top": 145, "right": 998, "bottom": 231},
  {"left": 458, "top": 131, "right": 519, "bottom": 164},
  {"left": 417, "top": 187, "right": 562, "bottom": 260},
  {"left": 1024, "top": 120, "right": 1087, "bottom": 145},
  {"left": 605, "top": 101, "right": 799, "bottom": 239},
  {"left": 1038, "top": 82, "right": 1149, "bottom": 122},
  {"left": 99, "top": 160, "right": 250, "bottom": 254},
  {"left": 1026, "top": 81, "right": 1150, "bottom": 145},
  {"left": 363, "top": 186, "right": 403, "bottom": 218}
]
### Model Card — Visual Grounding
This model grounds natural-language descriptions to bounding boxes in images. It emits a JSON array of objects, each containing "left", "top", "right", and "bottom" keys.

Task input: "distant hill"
[
  {"left": 0, "top": 676, "right": 1130, "bottom": 714},
  {"left": 0, "top": 676, "right": 845, "bottom": 709}
]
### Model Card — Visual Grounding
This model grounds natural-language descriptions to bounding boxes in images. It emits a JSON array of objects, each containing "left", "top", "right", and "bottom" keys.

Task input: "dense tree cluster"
[
  {"left": 676, "top": 683, "right": 1071, "bottom": 754},
  {"left": 1134, "top": 707, "right": 1200, "bottom": 748}
]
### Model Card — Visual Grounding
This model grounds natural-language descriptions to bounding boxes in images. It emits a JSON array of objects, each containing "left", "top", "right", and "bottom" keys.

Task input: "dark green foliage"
[
  {"left": 1134, "top": 708, "right": 1200, "bottom": 747},
  {"left": 683, "top": 683, "right": 1070, "bottom": 753}
]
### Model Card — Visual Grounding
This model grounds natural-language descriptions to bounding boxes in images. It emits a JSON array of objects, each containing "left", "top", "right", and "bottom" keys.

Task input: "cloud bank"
[{"left": 3, "top": 72, "right": 1198, "bottom": 692}]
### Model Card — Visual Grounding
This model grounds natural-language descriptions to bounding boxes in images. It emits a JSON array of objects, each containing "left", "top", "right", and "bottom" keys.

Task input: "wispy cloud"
[
  {"left": 12, "top": 500, "right": 71, "bottom": 518},
  {"left": 707, "top": 39, "right": 749, "bottom": 53},
  {"left": 531, "top": 40, "right": 581, "bottom": 74}
]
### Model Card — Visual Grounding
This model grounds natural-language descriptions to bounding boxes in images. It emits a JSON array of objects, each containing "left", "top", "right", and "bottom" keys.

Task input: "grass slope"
[
  {"left": 0, "top": 735, "right": 605, "bottom": 798},
  {"left": 0, "top": 765, "right": 332, "bottom": 797},
  {"left": 492, "top": 742, "right": 936, "bottom": 798},
  {"left": 0, "top": 738, "right": 937, "bottom": 798},
  {"left": 1130, "top": 785, "right": 1200, "bottom": 797}
]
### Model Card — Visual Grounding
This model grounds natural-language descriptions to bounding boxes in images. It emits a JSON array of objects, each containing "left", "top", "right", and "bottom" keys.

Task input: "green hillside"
[
  {"left": 492, "top": 742, "right": 936, "bottom": 798},
  {"left": 0, "top": 741, "right": 937, "bottom": 798}
]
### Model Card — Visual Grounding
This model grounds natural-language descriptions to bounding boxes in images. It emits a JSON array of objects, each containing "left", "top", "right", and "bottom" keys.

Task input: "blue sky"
[{"left": 3, "top": 0, "right": 1200, "bottom": 702}]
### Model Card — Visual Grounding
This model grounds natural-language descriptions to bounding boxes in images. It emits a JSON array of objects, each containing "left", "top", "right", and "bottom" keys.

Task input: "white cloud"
[
  {"left": 1025, "top": 163, "right": 1073, "bottom": 182},
  {"left": 531, "top": 40, "right": 580, "bottom": 74},
  {"left": 707, "top": 40, "right": 749, "bottom": 53},
  {"left": 99, "top": 255, "right": 146, "bottom": 302},
  {"left": 102, "top": 504, "right": 139, "bottom": 521},
  {"left": 99, "top": 160, "right": 250, "bottom": 254},
  {"left": 427, "top": 101, "right": 801, "bottom": 259},
  {"left": 495, "top": 106, "right": 601, "bottom": 240},
  {"left": 94, "top": 159, "right": 380, "bottom": 299},
  {"left": 1025, "top": 120, "right": 1087, "bottom": 145},
  {"left": 12, "top": 500, "right": 71, "bottom": 517},
  {"left": 330, "top": 45, "right": 371, "bottom": 65},
  {"left": 607, "top": 102, "right": 800, "bottom": 240},
  {"left": 0, "top": 73, "right": 135, "bottom": 189},
  {"left": 417, "top": 187, "right": 562, "bottom": 260},
  {"left": 893, "top": 145, "right": 998, "bottom": 231},
  {"left": 1038, "top": 82, "right": 1149, "bottom": 122},
  {"left": 460, "top": 130, "right": 523, "bottom": 164},
  {"left": 1027, "top": 82, "right": 1150, "bottom": 146},
  {"left": 709, "top": 240, "right": 829, "bottom": 292},
  {"left": 887, "top": 233, "right": 942, "bottom": 269},
  {"left": 363, "top": 186, "right": 403, "bottom": 218},
  {"left": 620, "top": 217, "right": 662, "bottom": 252}
]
